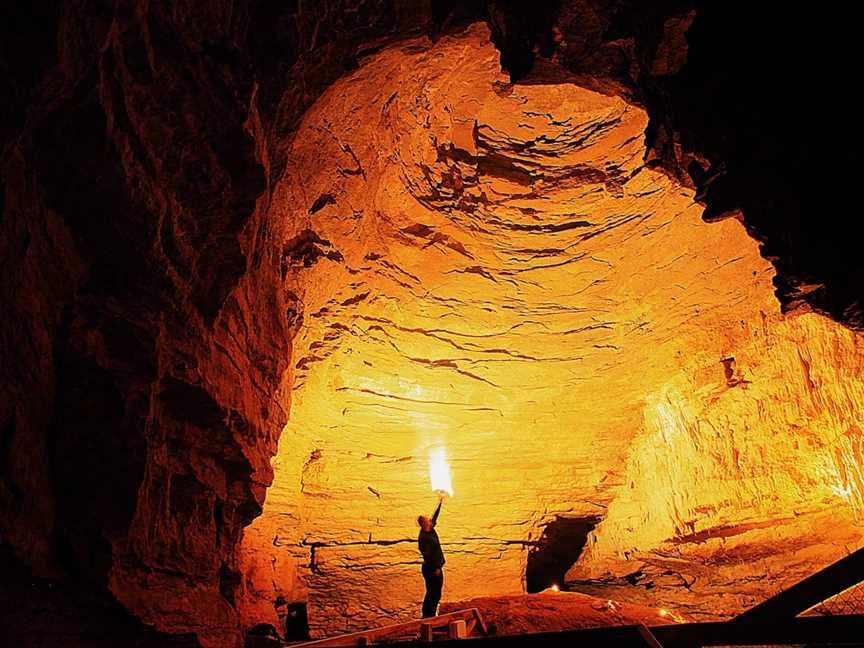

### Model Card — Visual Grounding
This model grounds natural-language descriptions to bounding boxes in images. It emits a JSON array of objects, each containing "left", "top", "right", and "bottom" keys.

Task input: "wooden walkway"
[{"left": 291, "top": 608, "right": 486, "bottom": 647}]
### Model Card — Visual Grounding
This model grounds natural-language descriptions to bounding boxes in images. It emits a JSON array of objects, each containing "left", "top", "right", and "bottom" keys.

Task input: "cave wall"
[
  {"left": 567, "top": 312, "right": 864, "bottom": 618},
  {"left": 0, "top": 1, "right": 290, "bottom": 644},
  {"left": 237, "top": 26, "right": 864, "bottom": 635},
  {"left": 0, "top": 1, "right": 429, "bottom": 645},
  {"left": 487, "top": 0, "right": 863, "bottom": 328},
  {"left": 1, "top": 1, "right": 860, "bottom": 645}
]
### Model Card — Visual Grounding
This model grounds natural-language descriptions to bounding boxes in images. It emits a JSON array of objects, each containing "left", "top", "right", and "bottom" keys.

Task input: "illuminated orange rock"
[
  {"left": 440, "top": 591, "right": 688, "bottom": 635},
  {"left": 2, "top": 3, "right": 861, "bottom": 646},
  {"left": 237, "top": 25, "right": 864, "bottom": 636}
]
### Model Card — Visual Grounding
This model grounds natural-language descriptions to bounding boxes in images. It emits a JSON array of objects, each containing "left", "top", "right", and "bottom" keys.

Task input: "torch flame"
[{"left": 429, "top": 447, "right": 453, "bottom": 496}]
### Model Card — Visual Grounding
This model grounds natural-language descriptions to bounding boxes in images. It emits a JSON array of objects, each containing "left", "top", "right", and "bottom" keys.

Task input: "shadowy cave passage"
[
  {"left": 236, "top": 24, "right": 864, "bottom": 640},
  {"left": 526, "top": 516, "right": 602, "bottom": 594}
]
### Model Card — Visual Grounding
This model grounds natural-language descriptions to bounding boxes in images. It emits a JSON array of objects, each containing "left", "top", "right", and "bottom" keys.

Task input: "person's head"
[{"left": 417, "top": 515, "right": 433, "bottom": 532}]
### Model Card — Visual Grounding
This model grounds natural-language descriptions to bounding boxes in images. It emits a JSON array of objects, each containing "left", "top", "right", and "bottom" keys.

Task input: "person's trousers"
[{"left": 421, "top": 564, "right": 443, "bottom": 618}]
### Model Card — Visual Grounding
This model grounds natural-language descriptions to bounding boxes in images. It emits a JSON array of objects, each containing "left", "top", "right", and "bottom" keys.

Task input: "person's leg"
[
  {"left": 422, "top": 567, "right": 436, "bottom": 617},
  {"left": 429, "top": 568, "right": 443, "bottom": 616}
]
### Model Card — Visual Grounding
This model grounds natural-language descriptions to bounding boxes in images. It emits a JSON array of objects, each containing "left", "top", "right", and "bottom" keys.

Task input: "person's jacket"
[{"left": 418, "top": 500, "right": 445, "bottom": 568}]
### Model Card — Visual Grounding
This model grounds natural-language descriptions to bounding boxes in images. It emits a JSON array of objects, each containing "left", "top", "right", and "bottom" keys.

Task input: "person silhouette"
[{"left": 417, "top": 495, "right": 445, "bottom": 617}]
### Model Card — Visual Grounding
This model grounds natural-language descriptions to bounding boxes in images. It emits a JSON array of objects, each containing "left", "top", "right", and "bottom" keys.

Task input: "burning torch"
[{"left": 429, "top": 446, "right": 453, "bottom": 499}]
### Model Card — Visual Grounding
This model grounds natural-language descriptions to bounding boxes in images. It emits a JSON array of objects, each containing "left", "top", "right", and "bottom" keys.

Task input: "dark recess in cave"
[
  {"left": 285, "top": 602, "right": 310, "bottom": 642},
  {"left": 526, "top": 515, "right": 602, "bottom": 593}
]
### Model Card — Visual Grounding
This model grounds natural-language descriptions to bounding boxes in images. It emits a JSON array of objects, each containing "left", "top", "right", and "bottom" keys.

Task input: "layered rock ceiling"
[{"left": 238, "top": 27, "right": 864, "bottom": 636}]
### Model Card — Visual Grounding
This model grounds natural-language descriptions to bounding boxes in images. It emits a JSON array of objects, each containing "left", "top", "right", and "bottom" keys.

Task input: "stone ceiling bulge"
[{"left": 239, "top": 25, "right": 864, "bottom": 636}]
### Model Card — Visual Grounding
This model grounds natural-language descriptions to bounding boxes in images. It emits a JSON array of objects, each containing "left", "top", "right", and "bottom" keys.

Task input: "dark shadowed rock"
[{"left": 0, "top": 1, "right": 860, "bottom": 646}]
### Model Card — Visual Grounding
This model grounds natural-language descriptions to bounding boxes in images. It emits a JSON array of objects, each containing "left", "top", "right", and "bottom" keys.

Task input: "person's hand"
[{"left": 435, "top": 568, "right": 442, "bottom": 577}]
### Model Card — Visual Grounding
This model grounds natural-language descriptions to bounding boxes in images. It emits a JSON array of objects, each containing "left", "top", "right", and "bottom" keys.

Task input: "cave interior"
[{"left": 1, "top": 2, "right": 862, "bottom": 647}]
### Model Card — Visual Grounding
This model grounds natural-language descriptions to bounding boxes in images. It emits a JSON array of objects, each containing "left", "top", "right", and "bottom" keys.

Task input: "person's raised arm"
[{"left": 431, "top": 496, "right": 443, "bottom": 525}]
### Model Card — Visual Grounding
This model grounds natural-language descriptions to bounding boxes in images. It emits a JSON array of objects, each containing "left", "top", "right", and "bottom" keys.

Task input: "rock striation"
[
  {"left": 239, "top": 26, "right": 864, "bottom": 636},
  {"left": 1, "top": 2, "right": 861, "bottom": 646}
]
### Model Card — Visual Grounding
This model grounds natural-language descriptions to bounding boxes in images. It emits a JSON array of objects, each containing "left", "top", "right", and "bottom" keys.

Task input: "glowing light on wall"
[
  {"left": 832, "top": 483, "right": 854, "bottom": 499},
  {"left": 429, "top": 446, "right": 454, "bottom": 496}
]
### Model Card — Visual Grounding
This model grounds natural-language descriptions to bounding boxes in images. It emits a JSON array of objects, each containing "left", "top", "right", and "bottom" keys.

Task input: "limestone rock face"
[
  {"left": 0, "top": 2, "right": 292, "bottom": 645},
  {"left": 1, "top": 1, "right": 417, "bottom": 645},
  {"left": 1, "top": 2, "right": 861, "bottom": 646},
  {"left": 567, "top": 313, "right": 864, "bottom": 618},
  {"left": 487, "top": 1, "right": 864, "bottom": 329},
  {"left": 439, "top": 591, "right": 688, "bottom": 635},
  {"left": 239, "top": 27, "right": 864, "bottom": 636}
]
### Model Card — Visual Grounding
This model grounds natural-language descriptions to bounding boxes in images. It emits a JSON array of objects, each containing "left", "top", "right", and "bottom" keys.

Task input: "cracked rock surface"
[
  {"left": 2, "top": 2, "right": 861, "bottom": 646},
  {"left": 238, "top": 27, "right": 864, "bottom": 636}
]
